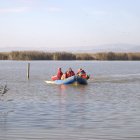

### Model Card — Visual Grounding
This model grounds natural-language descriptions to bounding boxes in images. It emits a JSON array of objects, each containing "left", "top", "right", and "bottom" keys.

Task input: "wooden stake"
[{"left": 27, "top": 63, "right": 30, "bottom": 80}]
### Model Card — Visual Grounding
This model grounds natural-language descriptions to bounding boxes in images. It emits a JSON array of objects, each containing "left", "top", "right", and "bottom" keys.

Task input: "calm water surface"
[{"left": 0, "top": 61, "right": 140, "bottom": 140}]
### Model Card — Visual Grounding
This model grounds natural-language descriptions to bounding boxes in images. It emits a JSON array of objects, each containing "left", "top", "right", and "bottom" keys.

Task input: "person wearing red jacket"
[
  {"left": 52, "top": 68, "right": 63, "bottom": 80},
  {"left": 66, "top": 68, "right": 75, "bottom": 78},
  {"left": 77, "top": 68, "right": 89, "bottom": 79},
  {"left": 57, "top": 68, "right": 63, "bottom": 79}
]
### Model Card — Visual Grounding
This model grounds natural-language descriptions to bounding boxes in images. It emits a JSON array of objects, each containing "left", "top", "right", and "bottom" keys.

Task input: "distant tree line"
[{"left": 0, "top": 51, "right": 140, "bottom": 60}]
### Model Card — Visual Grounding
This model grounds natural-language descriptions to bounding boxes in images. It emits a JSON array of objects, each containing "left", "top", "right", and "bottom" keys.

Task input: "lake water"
[{"left": 0, "top": 61, "right": 140, "bottom": 140}]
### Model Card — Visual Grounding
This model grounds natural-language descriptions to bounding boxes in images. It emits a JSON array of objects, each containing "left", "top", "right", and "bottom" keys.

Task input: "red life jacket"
[
  {"left": 77, "top": 69, "right": 89, "bottom": 79},
  {"left": 57, "top": 70, "right": 63, "bottom": 79},
  {"left": 81, "top": 73, "right": 87, "bottom": 79},
  {"left": 67, "top": 71, "right": 75, "bottom": 77},
  {"left": 52, "top": 68, "right": 63, "bottom": 81}
]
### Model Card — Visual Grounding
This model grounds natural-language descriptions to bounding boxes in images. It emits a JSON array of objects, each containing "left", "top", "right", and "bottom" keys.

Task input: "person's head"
[
  {"left": 78, "top": 68, "right": 82, "bottom": 72},
  {"left": 68, "top": 68, "right": 72, "bottom": 72},
  {"left": 58, "top": 68, "right": 61, "bottom": 71}
]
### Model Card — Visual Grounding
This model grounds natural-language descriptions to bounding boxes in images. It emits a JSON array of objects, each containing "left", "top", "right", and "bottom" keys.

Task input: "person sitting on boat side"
[
  {"left": 57, "top": 68, "right": 63, "bottom": 79},
  {"left": 66, "top": 68, "right": 75, "bottom": 78},
  {"left": 77, "top": 68, "right": 89, "bottom": 79},
  {"left": 51, "top": 68, "right": 63, "bottom": 81}
]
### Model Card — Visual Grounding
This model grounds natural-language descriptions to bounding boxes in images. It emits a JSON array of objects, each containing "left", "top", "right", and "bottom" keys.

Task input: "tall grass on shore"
[{"left": 0, "top": 51, "right": 140, "bottom": 60}]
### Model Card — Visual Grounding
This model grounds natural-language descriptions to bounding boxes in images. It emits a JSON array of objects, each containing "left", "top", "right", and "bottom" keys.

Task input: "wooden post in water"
[{"left": 27, "top": 63, "right": 30, "bottom": 80}]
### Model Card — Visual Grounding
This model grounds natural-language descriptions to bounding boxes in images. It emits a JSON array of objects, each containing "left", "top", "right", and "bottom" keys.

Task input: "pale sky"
[{"left": 0, "top": 0, "right": 140, "bottom": 51}]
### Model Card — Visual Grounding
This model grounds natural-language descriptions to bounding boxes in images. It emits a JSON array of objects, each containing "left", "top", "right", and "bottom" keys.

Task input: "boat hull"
[{"left": 45, "top": 76, "right": 88, "bottom": 85}]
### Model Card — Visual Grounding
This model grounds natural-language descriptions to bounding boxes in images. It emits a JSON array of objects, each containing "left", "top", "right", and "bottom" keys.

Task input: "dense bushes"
[
  {"left": 94, "top": 52, "right": 130, "bottom": 60},
  {"left": 0, "top": 53, "right": 8, "bottom": 60},
  {"left": 93, "top": 52, "right": 140, "bottom": 60},
  {"left": 0, "top": 51, "right": 140, "bottom": 60},
  {"left": 53, "top": 52, "right": 76, "bottom": 60},
  {"left": 8, "top": 51, "right": 53, "bottom": 60},
  {"left": 0, "top": 51, "right": 76, "bottom": 60},
  {"left": 76, "top": 53, "right": 95, "bottom": 60}
]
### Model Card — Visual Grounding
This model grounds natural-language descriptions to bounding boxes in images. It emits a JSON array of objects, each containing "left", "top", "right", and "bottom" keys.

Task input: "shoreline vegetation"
[{"left": 0, "top": 51, "right": 140, "bottom": 60}]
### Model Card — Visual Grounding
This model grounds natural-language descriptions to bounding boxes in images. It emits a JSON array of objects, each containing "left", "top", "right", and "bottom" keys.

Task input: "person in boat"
[
  {"left": 57, "top": 68, "right": 63, "bottom": 79},
  {"left": 66, "top": 68, "right": 75, "bottom": 78},
  {"left": 61, "top": 68, "right": 75, "bottom": 80},
  {"left": 52, "top": 68, "right": 63, "bottom": 80},
  {"left": 77, "top": 68, "right": 89, "bottom": 79}
]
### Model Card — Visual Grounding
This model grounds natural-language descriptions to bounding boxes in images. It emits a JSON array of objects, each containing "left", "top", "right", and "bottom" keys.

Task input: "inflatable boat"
[{"left": 45, "top": 75, "right": 88, "bottom": 85}]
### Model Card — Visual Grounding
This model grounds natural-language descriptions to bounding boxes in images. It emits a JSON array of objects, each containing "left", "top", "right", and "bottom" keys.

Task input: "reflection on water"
[{"left": 0, "top": 61, "right": 140, "bottom": 140}]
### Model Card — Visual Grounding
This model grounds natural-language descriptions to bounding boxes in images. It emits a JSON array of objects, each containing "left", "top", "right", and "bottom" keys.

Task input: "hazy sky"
[{"left": 0, "top": 0, "right": 140, "bottom": 50}]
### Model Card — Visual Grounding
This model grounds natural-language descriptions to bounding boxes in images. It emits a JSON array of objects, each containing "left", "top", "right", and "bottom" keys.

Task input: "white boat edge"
[{"left": 45, "top": 81, "right": 55, "bottom": 84}]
